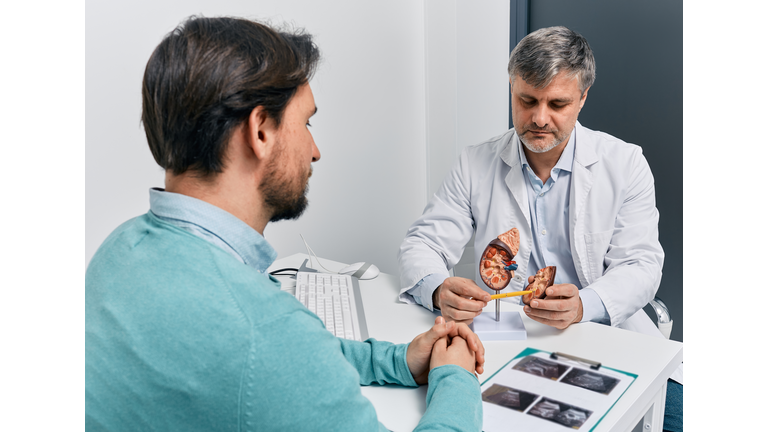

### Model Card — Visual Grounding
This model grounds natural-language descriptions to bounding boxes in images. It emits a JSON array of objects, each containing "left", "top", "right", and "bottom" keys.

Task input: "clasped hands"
[
  {"left": 432, "top": 276, "right": 583, "bottom": 330},
  {"left": 406, "top": 316, "right": 485, "bottom": 384}
]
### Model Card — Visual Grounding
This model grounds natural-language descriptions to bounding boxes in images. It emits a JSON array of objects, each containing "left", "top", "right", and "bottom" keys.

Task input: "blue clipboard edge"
[{"left": 479, "top": 347, "right": 638, "bottom": 432}]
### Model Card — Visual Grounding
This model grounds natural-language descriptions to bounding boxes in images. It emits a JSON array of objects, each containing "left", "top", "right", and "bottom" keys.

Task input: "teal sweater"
[{"left": 85, "top": 213, "right": 481, "bottom": 431}]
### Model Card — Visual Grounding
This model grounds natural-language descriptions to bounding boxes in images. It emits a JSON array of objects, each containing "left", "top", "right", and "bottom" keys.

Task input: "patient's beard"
[{"left": 260, "top": 149, "right": 312, "bottom": 223}]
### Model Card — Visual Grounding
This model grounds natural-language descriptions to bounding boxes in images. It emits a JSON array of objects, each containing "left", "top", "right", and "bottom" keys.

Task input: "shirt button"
[
  {"left": 542, "top": 229, "right": 547, "bottom": 235},
  {"left": 539, "top": 193, "right": 544, "bottom": 197}
]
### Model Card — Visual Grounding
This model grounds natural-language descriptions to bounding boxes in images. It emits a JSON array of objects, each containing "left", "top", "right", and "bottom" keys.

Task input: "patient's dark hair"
[{"left": 141, "top": 16, "right": 320, "bottom": 177}]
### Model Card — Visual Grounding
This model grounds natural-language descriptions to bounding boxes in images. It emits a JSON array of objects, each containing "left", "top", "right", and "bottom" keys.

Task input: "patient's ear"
[{"left": 245, "top": 106, "right": 278, "bottom": 160}]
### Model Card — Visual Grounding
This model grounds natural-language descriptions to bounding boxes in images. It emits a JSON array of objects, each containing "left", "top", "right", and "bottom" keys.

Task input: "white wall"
[{"left": 86, "top": 0, "right": 509, "bottom": 277}]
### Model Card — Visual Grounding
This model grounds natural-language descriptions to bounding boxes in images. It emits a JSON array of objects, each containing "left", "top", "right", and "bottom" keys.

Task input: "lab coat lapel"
[
  {"left": 500, "top": 135, "right": 531, "bottom": 228},
  {"left": 570, "top": 123, "right": 599, "bottom": 287}
]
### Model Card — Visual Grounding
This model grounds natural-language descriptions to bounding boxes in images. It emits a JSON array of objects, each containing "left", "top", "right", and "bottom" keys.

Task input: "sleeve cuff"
[
  {"left": 401, "top": 273, "right": 446, "bottom": 312},
  {"left": 579, "top": 287, "right": 611, "bottom": 325}
]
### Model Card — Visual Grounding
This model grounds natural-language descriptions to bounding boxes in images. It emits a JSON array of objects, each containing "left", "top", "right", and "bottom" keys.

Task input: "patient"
[{"left": 85, "top": 16, "right": 484, "bottom": 431}]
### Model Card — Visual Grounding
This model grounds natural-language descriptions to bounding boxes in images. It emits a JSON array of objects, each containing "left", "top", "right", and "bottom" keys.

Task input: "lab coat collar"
[
  {"left": 569, "top": 122, "right": 598, "bottom": 288},
  {"left": 572, "top": 122, "right": 599, "bottom": 168},
  {"left": 500, "top": 130, "right": 531, "bottom": 229}
]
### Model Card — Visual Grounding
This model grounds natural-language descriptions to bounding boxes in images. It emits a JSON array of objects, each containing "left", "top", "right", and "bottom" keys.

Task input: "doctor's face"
[{"left": 510, "top": 72, "right": 588, "bottom": 154}]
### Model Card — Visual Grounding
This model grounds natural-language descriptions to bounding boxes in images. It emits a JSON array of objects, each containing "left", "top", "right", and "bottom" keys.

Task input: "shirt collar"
[
  {"left": 517, "top": 128, "right": 576, "bottom": 177},
  {"left": 148, "top": 188, "right": 277, "bottom": 272}
]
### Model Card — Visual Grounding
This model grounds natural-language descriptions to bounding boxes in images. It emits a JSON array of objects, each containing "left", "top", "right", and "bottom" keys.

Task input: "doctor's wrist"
[{"left": 432, "top": 286, "right": 441, "bottom": 310}]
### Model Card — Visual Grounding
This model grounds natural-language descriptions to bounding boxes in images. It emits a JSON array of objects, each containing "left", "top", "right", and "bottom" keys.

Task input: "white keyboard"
[{"left": 294, "top": 271, "right": 369, "bottom": 341}]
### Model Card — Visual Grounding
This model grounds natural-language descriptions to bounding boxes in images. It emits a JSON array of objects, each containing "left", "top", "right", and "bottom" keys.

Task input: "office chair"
[{"left": 647, "top": 296, "right": 673, "bottom": 339}]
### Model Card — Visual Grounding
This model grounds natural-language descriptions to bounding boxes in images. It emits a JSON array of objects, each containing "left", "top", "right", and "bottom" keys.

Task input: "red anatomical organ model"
[
  {"left": 524, "top": 266, "right": 557, "bottom": 303},
  {"left": 479, "top": 228, "right": 520, "bottom": 291}
]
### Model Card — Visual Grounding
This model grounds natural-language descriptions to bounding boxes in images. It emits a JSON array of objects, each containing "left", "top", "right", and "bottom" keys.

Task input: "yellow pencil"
[{"left": 489, "top": 290, "right": 532, "bottom": 300}]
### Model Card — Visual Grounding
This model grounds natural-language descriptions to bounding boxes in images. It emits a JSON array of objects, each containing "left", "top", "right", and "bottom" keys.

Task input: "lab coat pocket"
[{"left": 584, "top": 229, "right": 613, "bottom": 281}]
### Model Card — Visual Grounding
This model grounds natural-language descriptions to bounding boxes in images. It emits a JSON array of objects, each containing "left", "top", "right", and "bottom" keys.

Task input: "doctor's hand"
[
  {"left": 407, "top": 316, "right": 485, "bottom": 384},
  {"left": 522, "top": 279, "right": 583, "bottom": 330},
  {"left": 432, "top": 277, "right": 491, "bottom": 325}
]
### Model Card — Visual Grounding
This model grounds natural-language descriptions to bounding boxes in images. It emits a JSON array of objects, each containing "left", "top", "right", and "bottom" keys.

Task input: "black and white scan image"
[
  {"left": 512, "top": 355, "right": 569, "bottom": 380},
  {"left": 482, "top": 384, "right": 539, "bottom": 412},
  {"left": 561, "top": 367, "right": 620, "bottom": 395},
  {"left": 528, "top": 397, "right": 593, "bottom": 429}
]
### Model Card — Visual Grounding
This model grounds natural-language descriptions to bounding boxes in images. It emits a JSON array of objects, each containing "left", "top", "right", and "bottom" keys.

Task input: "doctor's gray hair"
[{"left": 508, "top": 26, "right": 595, "bottom": 95}]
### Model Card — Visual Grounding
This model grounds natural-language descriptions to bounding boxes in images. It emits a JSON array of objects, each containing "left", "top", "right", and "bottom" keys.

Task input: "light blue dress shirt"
[
  {"left": 517, "top": 134, "right": 608, "bottom": 324},
  {"left": 149, "top": 187, "right": 277, "bottom": 271}
]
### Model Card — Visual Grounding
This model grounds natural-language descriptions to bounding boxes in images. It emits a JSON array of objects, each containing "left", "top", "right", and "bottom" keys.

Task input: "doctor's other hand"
[
  {"left": 407, "top": 316, "right": 485, "bottom": 384},
  {"left": 432, "top": 277, "right": 490, "bottom": 325},
  {"left": 522, "top": 278, "right": 583, "bottom": 330}
]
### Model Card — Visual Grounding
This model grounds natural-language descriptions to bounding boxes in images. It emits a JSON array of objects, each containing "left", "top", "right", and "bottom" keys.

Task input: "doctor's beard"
[{"left": 518, "top": 124, "right": 568, "bottom": 154}]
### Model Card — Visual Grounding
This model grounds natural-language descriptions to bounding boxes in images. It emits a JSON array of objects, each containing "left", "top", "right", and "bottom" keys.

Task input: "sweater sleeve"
[
  {"left": 241, "top": 309, "right": 390, "bottom": 432},
  {"left": 243, "top": 306, "right": 481, "bottom": 432},
  {"left": 339, "top": 338, "right": 482, "bottom": 432},
  {"left": 417, "top": 365, "right": 483, "bottom": 431},
  {"left": 338, "top": 338, "right": 418, "bottom": 387}
]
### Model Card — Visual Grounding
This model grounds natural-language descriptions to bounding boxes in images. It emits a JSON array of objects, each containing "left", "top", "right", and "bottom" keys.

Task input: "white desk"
[{"left": 269, "top": 254, "right": 683, "bottom": 432}]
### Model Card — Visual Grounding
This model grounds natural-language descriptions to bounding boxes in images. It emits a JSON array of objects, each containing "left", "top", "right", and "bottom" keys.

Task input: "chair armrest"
[{"left": 648, "top": 296, "right": 673, "bottom": 339}]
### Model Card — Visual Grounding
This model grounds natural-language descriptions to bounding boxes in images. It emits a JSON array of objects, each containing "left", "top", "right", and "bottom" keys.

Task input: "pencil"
[{"left": 489, "top": 290, "right": 532, "bottom": 300}]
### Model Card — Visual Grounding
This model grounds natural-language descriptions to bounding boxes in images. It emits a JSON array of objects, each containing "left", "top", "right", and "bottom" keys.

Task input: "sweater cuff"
[{"left": 421, "top": 365, "right": 482, "bottom": 431}]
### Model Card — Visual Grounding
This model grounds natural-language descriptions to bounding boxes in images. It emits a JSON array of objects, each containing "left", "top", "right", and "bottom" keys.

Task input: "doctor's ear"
[
  {"left": 246, "top": 106, "right": 278, "bottom": 160},
  {"left": 579, "top": 87, "right": 590, "bottom": 109}
]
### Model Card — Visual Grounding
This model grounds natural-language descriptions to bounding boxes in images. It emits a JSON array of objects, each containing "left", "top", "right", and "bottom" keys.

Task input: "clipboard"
[{"left": 480, "top": 348, "right": 637, "bottom": 431}]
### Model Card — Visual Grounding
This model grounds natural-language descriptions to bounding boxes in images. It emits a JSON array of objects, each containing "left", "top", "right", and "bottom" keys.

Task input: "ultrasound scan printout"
[{"left": 480, "top": 348, "right": 636, "bottom": 432}]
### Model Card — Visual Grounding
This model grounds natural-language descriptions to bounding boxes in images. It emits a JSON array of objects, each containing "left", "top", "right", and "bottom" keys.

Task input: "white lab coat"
[{"left": 399, "top": 123, "right": 666, "bottom": 333}]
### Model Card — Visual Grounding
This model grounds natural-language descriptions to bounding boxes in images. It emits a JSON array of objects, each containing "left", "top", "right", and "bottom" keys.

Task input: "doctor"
[
  {"left": 399, "top": 25, "right": 663, "bottom": 331},
  {"left": 398, "top": 26, "right": 682, "bottom": 430},
  {"left": 398, "top": 25, "right": 681, "bottom": 431}
]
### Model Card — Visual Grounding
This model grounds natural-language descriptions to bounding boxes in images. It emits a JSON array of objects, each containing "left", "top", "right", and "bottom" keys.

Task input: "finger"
[
  {"left": 446, "top": 295, "right": 487, "bottom": 313},
  {"left": 439, "top": 306, "right": 476, "bottom": 325},
  {"left": 525, "top": 305, "right": 564, "bottom": 321},
  {"left": 545, "top": 284, "right": 578, "bottom": 298},
  {"left": 525, "top": 300, "right": 571, "bottom": 318},
  {"left": 523, "top": 312, "right": 571, "bottom": 330},
  {"left": 447, "top": 280, "right": 491, "bottom": 302},
  {"left": 449, "top": 335, "right": 470, "bottom": 351},
  {"left": 432, "top": 335, "right": 448, "bottom": 353},
  {"left": 530, "top": 297, "right": 577, "bottom": 313},
  {"left": 443, "top": 289, "right": 487, "bottom": 313},
  {"left": 453, "top": 323, "right": 484, "bottom": 357},
  {"left": 450, "top": 336, "right": 476, "bottom": 366},
  {"left": 523, "top": 304, "right": 577, "bottom": 328},
  {"left": 465, "top": 331, "right": 485, "bottom": 374},
  {"left": 442, "top": 305, "right": 483, "bottom": 323},
  {"left": 427, "top": 318, "right": 455, "bottom": 341}
]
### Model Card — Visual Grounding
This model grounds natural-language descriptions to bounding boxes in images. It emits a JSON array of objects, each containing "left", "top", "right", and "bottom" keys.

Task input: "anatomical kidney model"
[
  {"left": 479, "top": 228, "right": 520, "bottom": 291},
  {"left": 479, "top": 228, "right": 520, "bottom": 322}
]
